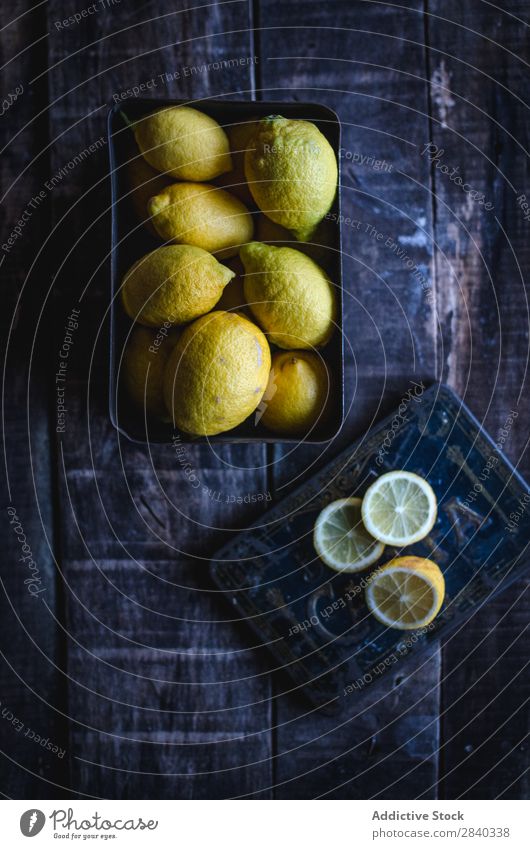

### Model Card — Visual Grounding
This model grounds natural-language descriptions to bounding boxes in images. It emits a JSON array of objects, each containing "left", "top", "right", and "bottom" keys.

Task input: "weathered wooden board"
[
  {"left": 427, "top": 0, "right": 530, "bottom": 800},
  {"left": 1, "top": 0, "right": 528, "bottom": 801},
  {"left": 0, "top": 1, "right": 68, "bottom": 798},
  {"left": 45, "top": 0, "right": 273, "bottom": 798},
  {"left": 258, "top": 0, "right": 441, "bottom": 798}
]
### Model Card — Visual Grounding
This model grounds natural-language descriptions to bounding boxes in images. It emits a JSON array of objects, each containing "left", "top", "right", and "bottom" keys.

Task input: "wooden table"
[{"left": 1, "top": 0, "right": 528, "bottom": 799}]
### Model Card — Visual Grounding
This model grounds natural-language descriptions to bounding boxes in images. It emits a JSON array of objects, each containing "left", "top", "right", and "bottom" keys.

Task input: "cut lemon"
[
  {"left": 361, "top": 471, "right": 437, "bottom": 546},
  {"left": 313, "top": 497, "right": 385, "bottom": 572},
  {"left": 366, "top": 555, "right": 445, "bottom": 630}
]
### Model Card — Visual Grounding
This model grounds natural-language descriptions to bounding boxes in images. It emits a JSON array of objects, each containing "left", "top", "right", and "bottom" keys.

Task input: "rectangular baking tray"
[
  {"left": 107, "top": 97, "right": 343, "bottom": 444},
  {"left": 210, "top": 383, "right": 530, "bottom": 710}
]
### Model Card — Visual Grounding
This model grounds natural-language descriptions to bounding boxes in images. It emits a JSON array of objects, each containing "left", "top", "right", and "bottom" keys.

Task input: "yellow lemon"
[
  {"left": 365, "top": 556, "right": 445, "bottom": 630},
  {"left": 255, "top": 214, "right": 294, "bottom": 244},
  {"left": 121, "top": 244, "right": 234, "bottom": 327},
  {"left": 245, "top": 116, "right": 337, "bottom": 241},
  {"left": 255, "top": 213, "right": 335, "bottom": 271},
  {"left": 122, "top": 325, "right": 179, "bottom": 419},
  {"left": 240, "top": 241, "right": 336, "bottom": 348},
  {"left": 148, "top": 183, "right": 253, "bottom": 258},
  {"left": 259, "top": 350, "right": 330, "bottom": 435},
  {"left": 214, "top": 120, "right": 259, "bottom": 206},
  {"left": 133, "top": 105, "right": 232, "bottom": 181},
  {"left": 126, "top": 153, "right": 171, "bottom": 235},
  {"left": 163, "top": 311, "right": 271, "bottom": 436},
  {"left": 215, "top": 257, "right": 248, "bottom": 314}
]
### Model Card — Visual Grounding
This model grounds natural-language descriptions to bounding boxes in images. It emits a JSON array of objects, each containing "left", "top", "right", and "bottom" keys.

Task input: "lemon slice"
[
  {"left": 361, "top": 471, "right": 437, "bottom": 546},
  {"left": 366, "top": 555, "right": 445, "bottom": 630},
  {"left": 313, "top": 497, "right": 385, "bottom": 572}
]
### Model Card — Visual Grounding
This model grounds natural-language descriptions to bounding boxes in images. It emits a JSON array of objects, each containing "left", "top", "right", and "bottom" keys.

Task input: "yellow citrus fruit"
[
  {"left": 245, "top": 116, "right": 338, "bottom": 241},
  {"left": 163, "top": 311, "right": 271, "bottom": 436},
  {"left": 259, "top": 350, "right": 330, "bottom": 435},
  {"left": 365, "top": 556, "right": 445, "bottom": 630},
  {"left": 361, "top": 471, "right": 438, "bottom": 546},
  {"left": 148, "top": 183, "right": 253, "bottom": 258},
  {"left": 313, "top": 498, "right": 385, "bottom": 572},
  {"left": 255, "top": 214, "right": 294, "bottom": 244},
  {"left": 214, "top": 120, "right": 259, "bottom": 206},
  {"left": 229, "top": 119, "right": 260, "bottom": 153},
  {"left": 133, "top": 105, "right": 232, "bottom": 181},
  {"left": 240, "top": 241, "right": 336, "bottom": 348},
  {"left": 122, "top": 325, "right": 179, "bottom": 419},
  {"left": 255, "top": 213, "right": 335, "bottom": 270},
  {"left": 126, "top": 153, "right": 171, "bottom": 235},
  {"left": 215, "top": 257, "right": 248, "bottom": 314},
  {"left": 121, "top": 245, "right": 235, "bottom": 327}
]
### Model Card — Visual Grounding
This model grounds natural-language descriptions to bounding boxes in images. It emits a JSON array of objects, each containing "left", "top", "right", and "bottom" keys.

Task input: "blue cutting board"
[{"left": 210, "top": 384, "right": 530, "bottom": 709}]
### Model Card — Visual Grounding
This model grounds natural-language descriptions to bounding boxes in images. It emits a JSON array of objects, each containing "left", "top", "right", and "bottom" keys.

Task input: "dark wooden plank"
[
  {"left": 0, "top": 1, "right": 68, "bottom": 797},
  {"left": 426, "top": 0, "right": 530, "bottom": 800},
  {"left": 45, "top": 0, "right": 273, "bottom": 797},
  {"left": 258, "top": 0, "right": 441, "bottom": 798}
]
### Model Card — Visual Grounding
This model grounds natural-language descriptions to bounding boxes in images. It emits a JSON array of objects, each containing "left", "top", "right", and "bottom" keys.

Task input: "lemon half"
[{"left": 366, "top": 555, "right": 445, "bottom": 630}]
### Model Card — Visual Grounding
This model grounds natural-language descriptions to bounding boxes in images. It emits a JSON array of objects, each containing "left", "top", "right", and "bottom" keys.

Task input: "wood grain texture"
[
  {"left": 1, "top": 0, "right": 528, "bottom": 801},
  {"left": 258, "top": 0, "right": 441, "bottom": 798},
  {"left": 426, "top": 0, "right": 530, "bottom": 800},
  {"left": 45, "top": 0, "right": 273, "bottom": 798},
  {"left": 0, "top": 1, "right": 68, "bottom": 798}
]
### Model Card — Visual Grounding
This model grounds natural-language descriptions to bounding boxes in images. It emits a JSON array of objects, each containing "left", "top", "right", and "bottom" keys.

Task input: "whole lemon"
[
  {"left": 126, "top": 153, "right": 171, "bottom": 235},
  {"left": 255, "top": 213, "right": 294, "bottom": 244},
  {"left": 245, "top": 116, "right": 337, "bottom": 241},
  {"left": 148, "top": 183, "right": 254, "bottom": 258},
  {"left": 163, "top": 311, "right": 271, "bottom": 436},
  {"left": 121, "top": 245, "right": 235, "bottom": 327},
  {"left": 133, "top": 106, "right": 232, "bottom": 181},
  {"left": 215, "top": 257, "right": 248, "bottom": 314},
  {"left": 258, "top": 350, "right": 330, "bottom": 435},
  {"left": 256, "top": 213, "right": 336, "bottom": 271},
  {"left": 122, "top": 325, "right": 179, "bottom": 419},
  {"left": 214, "top": 120, "right": 259, "bottom": 206},
  {"left": 240, "top": 242, "right": 337, "bottom": 349}
]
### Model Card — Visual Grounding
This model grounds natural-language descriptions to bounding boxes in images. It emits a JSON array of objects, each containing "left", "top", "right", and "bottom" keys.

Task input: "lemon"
[
  {"left": 240, "top": 241, "right": 336, "bottom": 349},
  {"left": 229, "top": 120, "right": 260, "bottom": 154},
  {"left": 313, "top": 498, "right": 385, "bottom": 572},
  {"left": 361, "top": 471, "right": 438, "bottom": 546},
  {"left": 259, "top": 350, "right": 330, "bottom": 435},
  {"left": 256, "top": 214, "right": 294, "bottom": 244},
  {"left": 365, "top": 556, "right": 445, "bottom": 630},
  {"left": 148, "top": 183, "right": 253, "bottom": 258},
  {"left": 215, "top": 258, "right": 248, "bottom": 314},
  {"left": 121, "top": 245, "right": 234, "bottom": 327},
  {"left": 133, "top": 105, "right": 232, "bottom": 181},
  {"left": 163, "top": 311, "right": 271, "bottom": 436},
  {"left": 256, "top": 213, "right": 335, "bottom": 270},
  {"left": 122, "top": 325, "right": 179, "bottom": 419},
  {"left": 214, "top": 120, "right": 259, "bottom": 206},
  {"left": 245, "top": 116, "right": 337, "bottom": 241},
  {"left": 126, "top": 153, "right": 170, "bottom": 235}
]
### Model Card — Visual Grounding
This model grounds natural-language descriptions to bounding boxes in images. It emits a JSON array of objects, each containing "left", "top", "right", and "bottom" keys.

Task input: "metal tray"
[
  {"left": 210, "top": 383, "right": 530, "bottom": 709},
  {"left": 107, "top": 97, "right": 343, "bottom": 444}
]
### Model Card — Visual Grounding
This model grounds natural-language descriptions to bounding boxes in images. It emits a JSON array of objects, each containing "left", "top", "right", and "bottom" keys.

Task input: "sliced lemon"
[
  {"left": 313, "top": 497, "right": 385, "bottom": 572},
  {"left": 365, "top": 555, "right": 445, "bottom": 630},
  {"left": 361, "top": 471, "right": 437, "bottom": 546}
]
